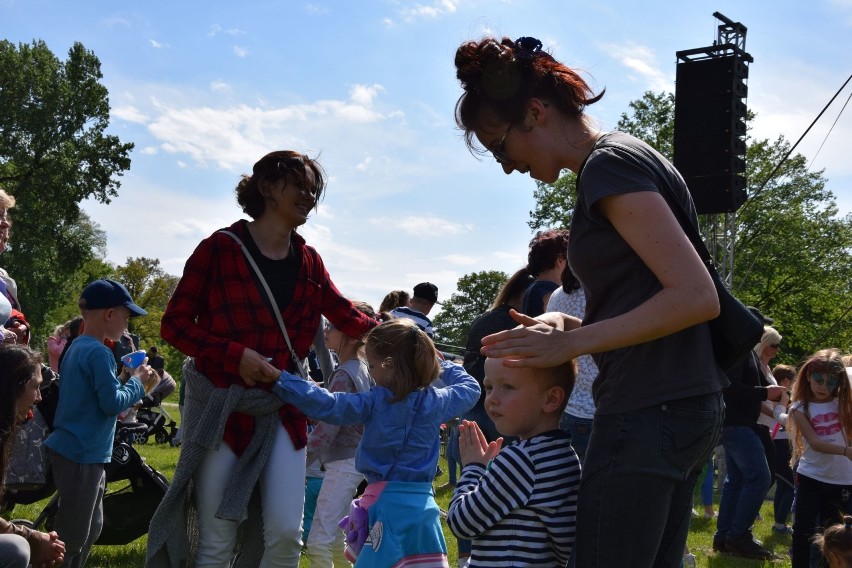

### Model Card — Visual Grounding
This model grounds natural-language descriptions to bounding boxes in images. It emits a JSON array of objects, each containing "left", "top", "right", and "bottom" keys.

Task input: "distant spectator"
[
  {"left": 147, "top": 346, "right": 165, "bottom": 378},
  {"left": 391, "top": 282, "right": 439, "bottom": 338},
  {"left": 521, "top": 229, "right": 569, "bottom": 318},
  {"left": 48, "top": 323, "right": 70, "bottom": 372},
  {"left": 379, "top": 290, "right": 410, "bottom": 314}
]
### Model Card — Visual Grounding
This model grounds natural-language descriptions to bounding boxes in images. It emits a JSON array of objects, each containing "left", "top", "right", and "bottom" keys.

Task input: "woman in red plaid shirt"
[{"left": 160, "top": 150, "right": 377, "bottom": 568}]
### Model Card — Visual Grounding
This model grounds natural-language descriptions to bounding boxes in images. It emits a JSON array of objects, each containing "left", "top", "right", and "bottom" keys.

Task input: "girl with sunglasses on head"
[
  {"left": 454, "top": 36, "right": 725, "bottom": 567},
  {"left": 788, "top": 348, "right": 852, "bottom": 568}
]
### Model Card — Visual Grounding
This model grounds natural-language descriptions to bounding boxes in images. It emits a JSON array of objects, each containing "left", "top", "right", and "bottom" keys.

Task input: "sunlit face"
[
  {"left": 483, "top": 358, "right": 555, "bottom": 440},
  {"left": 473, "top": 103, "right": 560, "bottom": 184},
  {"left": 324, "top": 320, "right": 344, "bottom": 354},
  {"left": 266, "top": 169, "right": 318, "bottom": 228},
  {"left": 16, "top": 369, "right": 42, "bottom": 421},
  {"left": 365, "top": 346, "right": 392, "bottom": 388},
  {"left": 106, "top": 306, "right": 132, "bottom": 342}
]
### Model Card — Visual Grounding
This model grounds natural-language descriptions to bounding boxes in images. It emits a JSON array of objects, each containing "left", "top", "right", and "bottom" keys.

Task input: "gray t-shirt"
[{"left": 569, "top": 132, "right": 725, "bottom": 415}]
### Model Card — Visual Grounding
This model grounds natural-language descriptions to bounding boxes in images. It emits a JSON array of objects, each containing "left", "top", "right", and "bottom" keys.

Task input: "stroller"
[
  {"left": 3, "top": 373, "right": 170, "bottom": 545},
  {"left": 123, "top": 371, "right": 178, "bottom": 445}
]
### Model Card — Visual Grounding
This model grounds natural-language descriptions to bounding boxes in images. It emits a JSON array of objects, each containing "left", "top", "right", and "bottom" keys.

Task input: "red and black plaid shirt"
[{"left": 161, "top": 220, "right": 376, "bottom": 455}]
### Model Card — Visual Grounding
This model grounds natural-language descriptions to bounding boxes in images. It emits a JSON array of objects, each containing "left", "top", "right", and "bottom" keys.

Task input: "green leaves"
[
  {"left": 432, "top": 270, "right": 509, "bottom": 351},
  {"left": 0, "top": 39, "right": 133, "bottom": 333}
]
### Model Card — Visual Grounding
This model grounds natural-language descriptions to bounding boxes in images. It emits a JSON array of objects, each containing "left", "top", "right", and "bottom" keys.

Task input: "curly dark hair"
[
  {"left": 454, "top": 36, "right": 604, "bottom": 154},
  {"left": 235, "top": 150, "right": 326, "bottom": 219}
]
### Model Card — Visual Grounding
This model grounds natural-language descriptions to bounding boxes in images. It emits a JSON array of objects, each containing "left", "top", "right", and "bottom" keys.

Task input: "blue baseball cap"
[{"left": 80, "top": 278, "right": 147, "bottom": 317}]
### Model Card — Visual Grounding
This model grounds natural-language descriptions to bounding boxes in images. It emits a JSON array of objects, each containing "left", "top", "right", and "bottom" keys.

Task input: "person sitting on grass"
[{"left": 446, "top": 356, "right": 580, "bottom": 567}]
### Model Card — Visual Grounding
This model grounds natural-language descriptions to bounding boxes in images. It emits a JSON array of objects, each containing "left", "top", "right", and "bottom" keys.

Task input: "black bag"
[
  {"left": 592, "top": 140, "right": 764, "bottom": 371},
  {"left": 705, "top": 263, "right": 764, "bottom": 370}
]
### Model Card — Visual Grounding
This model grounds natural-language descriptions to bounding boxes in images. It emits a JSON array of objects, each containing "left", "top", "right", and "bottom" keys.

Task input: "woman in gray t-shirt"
[{"left": 453, "top": 35, "right": 726, "bottom": 568}]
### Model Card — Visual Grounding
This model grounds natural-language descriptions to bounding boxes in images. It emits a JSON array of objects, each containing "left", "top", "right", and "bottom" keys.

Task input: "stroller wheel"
[
  {"left": 137, "top": 434, "right": 149, "bottom": 445},
  {"left": 155, "top": 431, "right": 169, "bottom": 444}
]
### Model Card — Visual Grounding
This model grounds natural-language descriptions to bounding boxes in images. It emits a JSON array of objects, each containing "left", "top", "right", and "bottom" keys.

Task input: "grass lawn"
[{"left": 4, "top": 404, "right": 794, "bottom": 567}]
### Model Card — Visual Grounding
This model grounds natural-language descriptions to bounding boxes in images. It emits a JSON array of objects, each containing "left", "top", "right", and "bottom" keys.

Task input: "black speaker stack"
[{"left": 674, "top": 16, "right": 752, "bottom": 214}]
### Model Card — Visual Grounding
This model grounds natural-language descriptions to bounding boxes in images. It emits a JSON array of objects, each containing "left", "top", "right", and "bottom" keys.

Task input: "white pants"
[
  {"left": 306, "top": 458, "right": 364, "bottom": 568},
  {"left": 194, "top": 423, "right": 306, "bottom": 568}
]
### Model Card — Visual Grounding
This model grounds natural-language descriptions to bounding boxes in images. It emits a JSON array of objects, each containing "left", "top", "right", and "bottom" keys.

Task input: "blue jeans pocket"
[{"left": 659, "top": 399, "right": 720, "bottom": 478}]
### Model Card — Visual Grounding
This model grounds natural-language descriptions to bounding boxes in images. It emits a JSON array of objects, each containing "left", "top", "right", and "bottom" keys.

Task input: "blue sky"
[{"left": 2, "top": 0, "right": 850, "bottom": 318}]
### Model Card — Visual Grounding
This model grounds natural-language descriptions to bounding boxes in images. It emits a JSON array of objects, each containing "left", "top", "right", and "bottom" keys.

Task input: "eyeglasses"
[
  {"left": 769, "top": 343, "right": 780, "bottom": 349},
  {"left": 489, "top": 123, "right": 514, "bottom": 165},
  {"left": 809, "top": 372, "right": 840, "bottom": 390},
  {"left": 0, "top": 210, "right": 10, "bottom": 221}
]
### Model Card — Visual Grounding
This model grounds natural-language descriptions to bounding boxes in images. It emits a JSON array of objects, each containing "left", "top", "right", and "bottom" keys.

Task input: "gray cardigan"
[{"left": 145, "top": 358, "right": 285, "bottom": 568}]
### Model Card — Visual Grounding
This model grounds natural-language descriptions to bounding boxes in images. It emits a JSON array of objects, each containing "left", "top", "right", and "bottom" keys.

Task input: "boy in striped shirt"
[{"left": 447, "top": 356, "right": 580, "bottom": 567}]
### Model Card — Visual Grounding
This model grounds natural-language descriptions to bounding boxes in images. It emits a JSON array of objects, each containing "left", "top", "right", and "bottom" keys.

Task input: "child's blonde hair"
[
  {"left": 789, "top": 348, "right": 852, "bottom": 466},
  {"left": 814, "top": 515, "right": 852, "bottom": 567},
  {"left": 365, "top": 319, "right": 440, "bottom": 403}
]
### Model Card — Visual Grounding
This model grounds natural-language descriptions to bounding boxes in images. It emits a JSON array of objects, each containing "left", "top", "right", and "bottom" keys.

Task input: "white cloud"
[
  {"left": 602, "top": 41, "right": 673, "bottom": 93},
  {"left": 149, "top": 39, "right": 167, "bottom": 49},
  {"left": 137, "top": 85, "right": 395, "bottom": 171},
  {"left": 398, "top": 0, "right": 457, "bottom": 22},
  {"left": 440, "top": 253, "right": 478, "bottom": 266},
  {"left": 140, "top": 146, "right": 157, "bottom": 155},
  {"left": 210, "top": 80, "right": 232, "bottom": 93},
  {"left": 369, "top": 215, "right": 474, "bottom": 237},
  {"left": 112, "top": 105, "right": 149, "bottom": 124},
  {"left": 305, "top": 3, "right": 329, "bottom": 15},
  {"left": 208, "top": 24, "right": 246, "bottom": 37},
  {"left": 233, "top": 45, "right": 249, "bottom": 58}
]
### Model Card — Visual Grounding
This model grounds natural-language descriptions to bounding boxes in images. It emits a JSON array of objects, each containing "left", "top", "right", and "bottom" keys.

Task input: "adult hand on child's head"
[
  {"left": 481, "top": 309, "right": 577, "bottom": 368},
  {"left": 240, "top": 348, "right": 281, "bottom": 386},
  {"left": 458, "top": 420, "right": 502, "bottom": 467}
]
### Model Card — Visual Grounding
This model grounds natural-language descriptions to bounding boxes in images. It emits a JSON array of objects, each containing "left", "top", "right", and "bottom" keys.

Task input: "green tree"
[
  {"left": 528, "top": 90, "right": 852, "bottom": 360},
  {"left": 0, "top": 40, "right": 133, "bottom": 333},
  {"left": 113, "top": 257, "right": 181, "bottom": 378},
  {"left": 433, "top": 270, "right": 508, "bottom": 351}
]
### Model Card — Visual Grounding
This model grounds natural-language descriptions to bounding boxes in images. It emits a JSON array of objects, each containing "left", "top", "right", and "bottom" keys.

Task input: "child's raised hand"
[
  {"left": 458, "top": 419, "right": 502, "bottom": 467},
  {"left": 240, "top": 348, "right": 281, "bottom": 386}
]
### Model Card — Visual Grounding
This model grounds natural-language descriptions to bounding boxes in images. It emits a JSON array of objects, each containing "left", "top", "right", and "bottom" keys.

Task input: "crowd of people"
[{"left": 1, "top": 33, "right": 851, "bottom": 568}]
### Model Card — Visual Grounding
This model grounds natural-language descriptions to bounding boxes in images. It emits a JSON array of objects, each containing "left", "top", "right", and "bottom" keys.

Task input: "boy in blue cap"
[{"left": 46, "top": 278, "right": 160, "bottom": 568}]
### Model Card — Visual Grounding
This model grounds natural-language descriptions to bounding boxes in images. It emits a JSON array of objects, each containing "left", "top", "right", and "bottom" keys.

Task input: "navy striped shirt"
[{"left": 447, "top": 429, "right": 579, "bottom": 567}]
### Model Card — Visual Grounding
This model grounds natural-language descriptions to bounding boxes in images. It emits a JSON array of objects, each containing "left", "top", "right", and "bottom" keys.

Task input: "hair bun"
[{"left": 514, "top": 37, "right": 543, "bottom": 55}]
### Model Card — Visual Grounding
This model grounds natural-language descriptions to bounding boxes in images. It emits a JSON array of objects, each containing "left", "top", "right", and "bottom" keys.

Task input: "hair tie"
[{"left": 514, "top": 37, "right": 543, "bottom": 55}]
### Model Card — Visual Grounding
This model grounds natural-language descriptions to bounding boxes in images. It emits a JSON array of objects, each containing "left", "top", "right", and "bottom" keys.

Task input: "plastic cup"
[{"left": 122, "top": 350, "right": 147, "bottom": 369}]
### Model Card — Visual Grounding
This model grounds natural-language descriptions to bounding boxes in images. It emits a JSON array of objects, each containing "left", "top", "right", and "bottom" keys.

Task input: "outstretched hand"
[
  {"left": 458, "top": 420, "right": 502, "bottom": 467},
  {"left": 240, "top": 348, "right": 281, "bottom": 386},
  {"left": 480, "top": 309, "right": 580, "bottom": 368}
]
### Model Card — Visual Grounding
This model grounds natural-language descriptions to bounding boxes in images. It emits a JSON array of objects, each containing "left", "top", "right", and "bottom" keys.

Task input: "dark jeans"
[
  {"left": 575, "top": 391, "right": 723, "bottom": 568},
  {"left": 773, "top": 437, "right": 795, "bottom": 526},
  {"left": 792, "top": 473, "right": 852, "bottom": 568},
  {"left": 560, "top": 413, "right": 593, "bottom": 464},
  {"left": 716, "top": 425, "right": 772, "bottom": 539}
]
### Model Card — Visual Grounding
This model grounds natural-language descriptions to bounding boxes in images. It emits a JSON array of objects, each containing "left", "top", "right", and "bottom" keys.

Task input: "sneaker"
[
  {"left": 704, "top": 511, "right": 717, "bottom": 519},
  {"left": 682, "top": 552, "right": 696, "bottom": 567},
  {"left": 458, "top": 558, "right": 470, "bottom": 568},
  {"left": 712, "top": 533, "right": 726, "bottom": 553},
  {"left": 772, "top": 524, "right": 794, "bottom": 536},
  {"left": 725, "top": 532, "right": 772, "bottom": 559}
]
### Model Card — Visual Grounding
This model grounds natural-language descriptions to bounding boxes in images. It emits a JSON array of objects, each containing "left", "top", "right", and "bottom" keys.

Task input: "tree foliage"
[
  {"left": 433, "top": 270, "right": 508, "bottom": 351},
  {"left": 0, "top": 40, "right": 133, "bottom": 333},
  {"left": 528, "top": 90, "right": 852, "bottom": 361}
]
